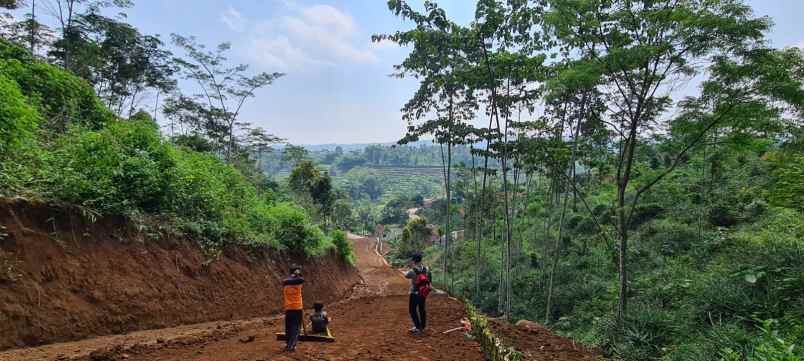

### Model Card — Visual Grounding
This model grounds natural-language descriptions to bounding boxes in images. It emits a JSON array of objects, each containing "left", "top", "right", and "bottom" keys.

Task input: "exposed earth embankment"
[{"left": 0, "top": 198, "right": 360, "bottom": 350}]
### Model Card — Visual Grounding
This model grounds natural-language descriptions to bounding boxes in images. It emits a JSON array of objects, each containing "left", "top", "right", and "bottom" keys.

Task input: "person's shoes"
[{"left": 408, "top": 327, "right": 419, "bottom": 333}]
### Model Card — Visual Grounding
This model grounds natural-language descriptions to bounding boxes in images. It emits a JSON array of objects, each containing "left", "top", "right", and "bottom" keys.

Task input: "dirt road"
[{"left": 2, "top": 235, "right": 484, "bottom": 361}]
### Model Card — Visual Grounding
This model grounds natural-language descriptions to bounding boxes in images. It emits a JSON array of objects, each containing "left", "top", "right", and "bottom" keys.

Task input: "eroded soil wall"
[{"left": 0, "top": 199, "right": 360, "bottom": 350}]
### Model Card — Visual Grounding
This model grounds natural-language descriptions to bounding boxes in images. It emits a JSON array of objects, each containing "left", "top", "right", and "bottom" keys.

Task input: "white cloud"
[
  {"left": 301, "top": 5, "right": 356, "bottom": 37},
  {"left": 220, "top": 6, "right": 245, "bottom": 32},
  {"left": 232, "top": 3, "right": 377, "bottom": 72},
  {"left": 247, "top": 35, "right": 334, "bottom": 71}
]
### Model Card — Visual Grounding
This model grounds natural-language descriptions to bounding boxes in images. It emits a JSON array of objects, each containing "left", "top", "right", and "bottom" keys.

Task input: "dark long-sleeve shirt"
[{"left": 404, "top": 265, "right": 429, "bottom": 294}]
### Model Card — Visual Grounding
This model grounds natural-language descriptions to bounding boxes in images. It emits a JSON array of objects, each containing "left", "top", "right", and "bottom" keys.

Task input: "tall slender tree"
[{"left": 170, "top": 34, "right": 284, "bottom": 162}]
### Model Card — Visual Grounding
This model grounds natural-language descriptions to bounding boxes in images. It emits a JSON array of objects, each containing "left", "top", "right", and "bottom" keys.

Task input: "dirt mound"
[
  {"left": 490, "top": 319, "right": 601, "bottom": 361},
  {"left": 0, "top": 198, "right": 360, "bottom": 350}
]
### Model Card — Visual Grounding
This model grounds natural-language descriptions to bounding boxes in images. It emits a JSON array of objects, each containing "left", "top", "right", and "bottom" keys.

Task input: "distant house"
[{"left": 435, "top": 229, "right": 464, "bottom": 245}]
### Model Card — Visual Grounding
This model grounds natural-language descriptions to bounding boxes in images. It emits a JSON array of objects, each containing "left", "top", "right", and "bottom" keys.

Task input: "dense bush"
[
  {"left": 766, "top": 151, "right": 804, "bottom": 211},
  {"left": 0, "top": 73, "right": 38, "bottom": 157},
  {"left": 46, "top": 118, "right": 174, "bottom": 213},
  {"left": 332, "top": 229, "right": 355, "bottom": 264},
  {"left": 267, "top": 202, "right": 330, "bottom": 255},
  {"left": 0, "top": 59, "right": 112, "bottom": 131}
]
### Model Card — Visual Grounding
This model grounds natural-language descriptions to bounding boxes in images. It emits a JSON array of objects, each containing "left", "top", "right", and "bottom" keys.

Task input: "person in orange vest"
[{"left": 283, "top": 265, "right": 304, "bottom": 352}]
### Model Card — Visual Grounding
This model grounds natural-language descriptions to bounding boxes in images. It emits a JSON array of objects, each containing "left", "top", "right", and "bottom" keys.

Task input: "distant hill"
[{"left": 292, "top": 140, "right": 442, "bottom": 152}]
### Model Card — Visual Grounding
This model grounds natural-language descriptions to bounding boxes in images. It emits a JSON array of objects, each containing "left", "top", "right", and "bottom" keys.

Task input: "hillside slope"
[{"left": 0, "top": 199, "right": 360, "bottom": 350}]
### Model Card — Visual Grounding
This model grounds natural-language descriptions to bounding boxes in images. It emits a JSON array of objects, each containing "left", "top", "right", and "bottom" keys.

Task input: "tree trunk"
[
  {"left": 471, "top": 147, "right": 481, "bottom": 301},
  {"left": 29, "top": 0, "right": 36, "bottom": 53},
  {"left": 617, "top": 125, "right": 638, "bottom": 321},
  {"left": 446, "top": 139, "right": 453, "bottom": 291},
  {"left": 545, "top": 186, "right": 569, "bottom": 324}
]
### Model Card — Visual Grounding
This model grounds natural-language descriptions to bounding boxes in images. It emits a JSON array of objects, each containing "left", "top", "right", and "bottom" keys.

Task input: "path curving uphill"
[{"left": 2, "top": 234, "right": 484, "bottom": 361}]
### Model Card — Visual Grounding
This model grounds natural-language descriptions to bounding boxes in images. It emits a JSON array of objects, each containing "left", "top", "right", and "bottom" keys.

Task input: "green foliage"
[
  {"left": 766, "top": 151, "right": 804, "bottom": 211},
  {"left": 268, "top": 202, "right": 329, "bottom": 255},
  {"left": 335, "top": 166, "right": 441, "bottom": 204},
  {"left": 378, "top": 196, "right": 412, "bottom": 225},
  {"left": 288, "top": 160, "right": 336, "bottom": 220},
  {"left": 0, "top": 79, "right": 327, "bottom": 259},
  {"left": 0, "top": 38, "right": 32, "bottom": 61},
  {"left": 332, "top": 229, "right": 355, "bottom": 265},
  {"left": 0, "top": 6, "right": 335, "bottom": 263},
  {"left": 0, "top": 73, "right": 38, "bottom": 158},
  {"left": 1, "top": 40, "right": 112, "bottom": 131},
  {"left": 720, "top": 320, "right": 804, "bottom": 361},
  {"left": 47, "top": 119, "right": 174, "bottom": 214},
  {"left": 398, "top": 217, "right": 431, "bottom": 258}
]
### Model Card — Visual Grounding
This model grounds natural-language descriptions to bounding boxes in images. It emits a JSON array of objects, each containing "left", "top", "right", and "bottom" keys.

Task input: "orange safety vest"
[{"left": 283, "top": 282, "right": 303, "bottom": 311}]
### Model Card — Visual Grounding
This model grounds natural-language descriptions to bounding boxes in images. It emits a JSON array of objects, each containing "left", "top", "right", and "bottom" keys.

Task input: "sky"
[{"left": 22, "top": 1, "right": 804, "bottom": 145}]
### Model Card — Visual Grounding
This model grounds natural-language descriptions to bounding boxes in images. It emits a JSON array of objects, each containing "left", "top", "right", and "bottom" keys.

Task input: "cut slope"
[{"left": 0, "top": 198, "right": 360, "bottom": 350}]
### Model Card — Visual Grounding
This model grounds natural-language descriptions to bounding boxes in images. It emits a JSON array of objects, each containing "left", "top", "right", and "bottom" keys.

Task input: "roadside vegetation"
[
  {"left": 378, "top": 1, "right": 804, "bottom": 360},
  {"left": 0, "top": 0, "right": 346, "bottom": 258}
]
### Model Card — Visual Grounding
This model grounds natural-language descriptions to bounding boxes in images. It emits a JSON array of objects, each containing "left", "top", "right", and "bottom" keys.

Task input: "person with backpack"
[
  {"left": 282, "top": 265, "right": 304, "bottom": 352},
  {"left": 404, "top": 254, "right": 431, "bottom": 334}
]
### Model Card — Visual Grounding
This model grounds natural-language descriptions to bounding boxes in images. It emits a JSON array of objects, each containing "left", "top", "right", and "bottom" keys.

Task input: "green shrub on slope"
[
  {"left": 46, "top": 118, "right": 174, "bottom": 214},
  {"left": 332, "top": 229, "right": 355, "bottom": 265},
  {"left": 268, "top": 202, "right": 331, "bottom": 255},
  {"left": 0, "top": 40, "right": 112, "bottom": 131},
  {"left": 0, "top": 73, "right": 38, "bottom": 157},
  {"left": 0, "top": 39, "right": 331, "bottom": 257},
  {"left": 766, "top": 151, "right": 804, "bottom": 212}
]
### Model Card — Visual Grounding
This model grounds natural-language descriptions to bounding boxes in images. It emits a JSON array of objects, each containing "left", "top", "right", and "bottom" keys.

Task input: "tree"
[
  {"left": 399, "top": 217, "right": 430, "bottom": 258},
  {"left": 377, "top": 0, "right": 481, "bottom": 294},
  {"left": 543, "top": 0, "right": 772, "bottom": 320},
  {"left": 66, "top": 13, "right": 177, "bottom": 116},
  {"left": 281, "top": 144, "right": 308, "bottom": 167},
  {"left": 170, "top": 34, "right": 283, "bottom": 161},
  {"left": 360, "top": 176, "right": 382, "bottom": 201},
  {"left": 244, "top": 127, "right": 282, "bottom": 172},
  {"left": 48, "top": 0, "right": 134, "bottom": 71},
  {"left": 288, "top": 159, "right": 319, "bottom": 195},
  {"left": 0, "top": 0, "right": 56, "bottom": 55},
  {"left": 331, "top": 199, "right": 354, "bottom": 230},
  {"left": 0, "top": 0, "right": 19, "bottom": 9}
]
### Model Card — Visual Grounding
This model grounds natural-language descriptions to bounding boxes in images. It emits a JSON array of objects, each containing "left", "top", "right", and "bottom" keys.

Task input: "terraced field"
[{"left": 334, "top": 166, "right": 444, "bottom": 204}]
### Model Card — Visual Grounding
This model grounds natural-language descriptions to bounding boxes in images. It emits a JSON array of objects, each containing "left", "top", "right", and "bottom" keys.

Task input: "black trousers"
[
  {"left": 285, "top": 310, "right": 303, "bottom": 349},
  {"left": 409, "top": 293, "right": 427, "bottom": 330}
]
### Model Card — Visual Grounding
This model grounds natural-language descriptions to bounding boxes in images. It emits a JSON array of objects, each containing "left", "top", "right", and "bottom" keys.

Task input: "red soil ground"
[
  {"left": 489, "top": 320, "right": 602, "bottom": 361},
  {"left": 1, "top": 234, "right": 485, "bottom": 361},
  {"left": 1, "top": 202, "right": 601, "bottom": 361}
]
